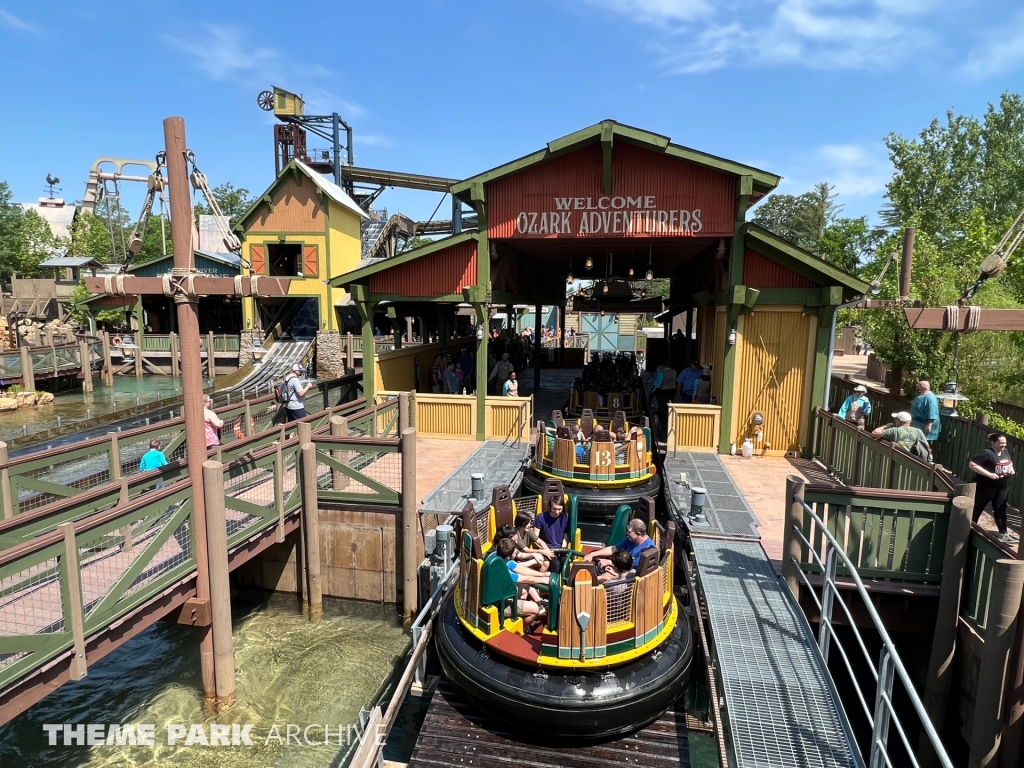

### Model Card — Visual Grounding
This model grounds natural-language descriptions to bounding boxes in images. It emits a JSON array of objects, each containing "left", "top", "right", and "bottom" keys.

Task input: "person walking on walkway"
[
  {"left": 284, "top": 363, "right": 311, "bottom": 421},
  {"left": 675, "top": 361, "right": 701, "bottom": 403},
  {"left": 503, "top": 371, "right": 519, "bottom": 397},
  {"left": 837, "top": 384, "right": 872, "bottom": 426},
  {"left": 969, "top": 432, "right": 1016, "bottom": 544},
  {"left": 203, "top": 395, "right": 224, "bottom": 448},
  {"left": 911, "top": 380, "right": 940, "bottom": 444},
  {"left": 491, "top": 352, "right": 514, "bottom": 395}
]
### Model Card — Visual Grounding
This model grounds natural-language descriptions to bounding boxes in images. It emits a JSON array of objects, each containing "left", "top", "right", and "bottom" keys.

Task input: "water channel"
[{"left": 0, "top": 592, "right": 409, "bottom": 767}]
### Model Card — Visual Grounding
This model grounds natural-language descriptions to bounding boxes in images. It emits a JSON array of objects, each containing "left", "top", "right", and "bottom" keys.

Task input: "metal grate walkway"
[{"left": 668, "top": 451, "right": 861, "bottom": 768}]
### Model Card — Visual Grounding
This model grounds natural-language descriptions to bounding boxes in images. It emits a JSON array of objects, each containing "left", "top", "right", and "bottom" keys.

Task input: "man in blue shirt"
[
  {"left": 911, "top": 380, "right": 941, "bottom": 443},
  {"left": 584, "top": 518, "right": 656, "bottom": 569},
  {"left": 534, "top": 497, "right": 570, "bottom": 549},
  {"left": 675, "top": 361, "right": 701, "bottom": 403}
]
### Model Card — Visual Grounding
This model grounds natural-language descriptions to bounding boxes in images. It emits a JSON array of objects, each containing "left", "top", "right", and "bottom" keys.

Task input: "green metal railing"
[
  {"left": 0, "top": 339, "right": 102, "bottom": 383},
  {"left": 811, "top": 408, "right": 957, "bottom": 495},
  {"left": 0, "top": 398, "right": 408, "bottom": 693},
  {"left": 798, "top": 485, "right": 953, "bottom": 583},
  {"left": 960, "top": 529, "right": 1008, "bottom": 639},
  {"left": 140, "top": 335, "right": 241, "bottom": 353}
]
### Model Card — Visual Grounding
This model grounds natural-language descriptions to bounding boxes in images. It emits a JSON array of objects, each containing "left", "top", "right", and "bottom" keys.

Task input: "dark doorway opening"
[{"left": 268, "top": 243, "right": 302, "bottom": 277}]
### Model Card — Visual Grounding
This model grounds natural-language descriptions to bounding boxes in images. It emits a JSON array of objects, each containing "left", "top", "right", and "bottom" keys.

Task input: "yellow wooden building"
[{"left": 234, "top": 160, "right": 367, "bottom": 339}]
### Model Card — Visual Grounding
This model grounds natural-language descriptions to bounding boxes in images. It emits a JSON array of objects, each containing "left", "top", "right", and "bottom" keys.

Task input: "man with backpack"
[
  {"left": 872, "top": 411, "right": 931, "bottom": 461},
  {"left": 278, "top": 364, "right": 312, "bottom": 421}
]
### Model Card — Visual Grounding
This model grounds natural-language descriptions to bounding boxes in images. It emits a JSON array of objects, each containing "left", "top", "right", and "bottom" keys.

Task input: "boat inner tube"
[
  {"left": 436, "top": 592, "right": 693, "bottom": 742},
  {"left": 521, "top": 466, "right": 662, "bottom": 522}
]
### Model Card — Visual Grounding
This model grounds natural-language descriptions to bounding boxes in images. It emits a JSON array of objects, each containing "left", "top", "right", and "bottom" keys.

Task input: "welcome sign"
[{"left": 515, "top": 196, "right": 704, "bottom": 236}]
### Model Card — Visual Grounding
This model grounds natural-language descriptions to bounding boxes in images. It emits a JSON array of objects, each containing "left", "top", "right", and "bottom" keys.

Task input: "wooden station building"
[{"left": 330, "top": 121, "right": 868, "bottom": 452}]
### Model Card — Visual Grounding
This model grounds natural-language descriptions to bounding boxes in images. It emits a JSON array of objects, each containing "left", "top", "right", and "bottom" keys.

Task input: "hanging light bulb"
[
  {"left": 585, "top": 255, "right": 593, "bottom": 270},
  {"left": 629, "top": 266, "right": 634, "bottom": 276},
  {"left": 600, "top": 308, "right": 606, "bottom": 317},
  {"left": 602, "top": 282, "right": 609, "bottom": 294},
  {"left": 646, "top": 266, "right": 654, "bottom": 281},
  {"left": 566, "top": 271, "right": 573, "bottom": 284},
  {"left": 641, "top": 289, "right": 647, "bottom": 298}
]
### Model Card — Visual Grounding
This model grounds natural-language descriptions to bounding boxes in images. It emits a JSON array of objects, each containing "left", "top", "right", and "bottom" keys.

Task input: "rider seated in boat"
[
  {"left": 584, "top": 518, "right": 656, "bottom": 570},
  {"left": 512, "top": 512, "right": 556, "bottom": 572},
  {"left": 534, "top": 497, "right": 570, "bottom": 550},
  {"left": 597, "top": 549, "right": 634, "bottom": 584},
  {"left": 495, "top": 537, "right": 546, "bottom": 626}
]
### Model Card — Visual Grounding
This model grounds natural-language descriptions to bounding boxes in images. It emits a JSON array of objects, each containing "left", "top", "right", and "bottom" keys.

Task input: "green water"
[
  {"left": 0, "top": 377, "right": 209, "bottom": 444},
  {"left": 0, "top": 592, "right": 409, "bottom": 767}
]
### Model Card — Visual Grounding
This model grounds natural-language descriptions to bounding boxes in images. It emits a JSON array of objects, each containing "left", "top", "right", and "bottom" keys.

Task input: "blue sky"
[{"left": 1, "top": 0, "right": 1022, "bottom": 226}]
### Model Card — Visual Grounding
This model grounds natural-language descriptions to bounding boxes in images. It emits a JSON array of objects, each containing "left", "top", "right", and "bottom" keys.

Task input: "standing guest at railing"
[
  {"left": 675, "top": 361, "right": 701, "bottom": 403},
  {"left": 911, "top": 381, "right": 941, "bottom": 445},
  {"left": 458, "top": 346, "right": 474, "bottom": 383},
  {"left": 139, "top": 440, "right": 168, "bottom": 472},
  {"left": 694, "top": 366, "right": 712, "bottom": 404},
  {"left": 503, "top": 371, "right": 519, "bottom": 397},
  {"left": 871, "top": 411, "right": 931, "bottom": 461},
  {"left": 837, "top": 384, "right": 872, "bottom": 427},
  {"left": 443, "top": 361, "right": 460, "bottom": 394},
  {"left": 203, "top": 395, "right": 224, "bottom": 447},
  {"left": 283, "top": 364, "right": 312, "bottom": 422},
  {"left": 430, "top": 354, "right": 444, "bottom": 393},
  {"left": 969, "top": 432, "right": 1016, "bottom": 544}
]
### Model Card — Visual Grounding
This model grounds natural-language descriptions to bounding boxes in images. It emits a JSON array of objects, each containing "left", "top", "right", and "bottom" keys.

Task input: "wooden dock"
[{"left": 408, "top": 680, "right": 690, "bottom": 768}]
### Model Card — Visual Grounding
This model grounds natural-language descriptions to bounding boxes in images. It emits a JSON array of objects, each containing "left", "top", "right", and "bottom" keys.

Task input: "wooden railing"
[
  {"left": 811, "top": 408, "right": 957, "bottom": 495},
  {"left": 666, "top": 403, "right": 721, "bottom": 453},
  {"left": 375, "top": 392, "right": 531, "bottom": 443},
  {"left": 140, "top": 334, "right": 241, "bottom": 353},
  {"left": 797, "top": 484, "right": 953, "bottom": 583}
]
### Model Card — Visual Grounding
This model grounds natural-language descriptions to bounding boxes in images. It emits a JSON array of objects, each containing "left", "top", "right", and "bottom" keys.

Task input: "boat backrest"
[
  {"left": 491, "top": 485, "right": 514, "bottom": 531},
  {"left": 611, "top": 412, "right": 626, "bottom": 435},
  {"left": 551, "top": 409, "right": 564, "bottom": 426},
  {"left": 662, "top": 521, "right": 676, "bottom": 558},
  {"left": 580, "top": 410, "right": 595, "bottom": 439},
  {"left": 567, "top": 560, "right": 600, "bottom": 584},
  {"left": 583, "top": 391, "right": 601, "bottom": 410},
  {"left": 542, "top": 479, "right": 564, "bottom": 512},
  {"left": 480, "top": 552, "right": 517, "bottom": 619},
  {"left": 555, "top": 425, "right": 572, "bottom": 440},
  {"left": 607, "top": 392, "right": 624, "bottom": 411},
  {"left": 637, "top": 495, "right": 656, "bottom": 526},
  {"left": 606, "top": 504, "right": 633, "bottom": 546},
  {"left": 462, "top": 527, "right": 483, "bottom": 560},
  {"left": 546, "top": 573, "right": 562, "bottom": 632},
  {"left": 461, "top": 500, "right": 478, "bottom": 542},
  {"left": 635, "top": 546, "right": 659, "bottom": 578}
]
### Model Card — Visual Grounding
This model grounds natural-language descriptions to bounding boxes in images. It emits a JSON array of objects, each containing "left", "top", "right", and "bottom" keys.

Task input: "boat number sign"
[{"left": 515, "top": 195, "right": 702, "bottom": 236}]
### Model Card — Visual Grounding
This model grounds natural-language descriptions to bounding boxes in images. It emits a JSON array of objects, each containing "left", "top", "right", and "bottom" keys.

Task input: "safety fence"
[
  {"left": 811, "top": 408, "right": 957, "bottom": 495},
  {"left": 0, "top": 339, "right": 102, "bottom": 382},
  {"left": 666, "top": 403, "right": 722, "bottom": 453},
  {"left": 0, "top": 398, "right": 410, "bottom": 695},
  {"left": 959, "top": 527, "right": 1013, "bottom": 640},
  {"left": 0, "top": 377, "right": 365, "bottom": 521},
  {"left": 830, "top": 377, "right": 1024, "bottom": 512},
  {"left": 795, "top": 484, "right": 954, "bottom": 584},
  {"left": 374, "top": 392, "right": 531, "bottom": 444},
  {"left": 788, "top": 491, "right": 955, "bottom": 768},
  {"left": 139, "top": 334, "right": 241, "bottom": 353}
]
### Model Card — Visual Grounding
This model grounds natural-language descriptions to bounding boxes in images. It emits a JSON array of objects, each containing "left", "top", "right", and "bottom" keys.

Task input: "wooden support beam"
[
  {"left": 904, "top": 307, "right": 1024, "bottom": 332},
  {"left": 299, "top": 443, "right": 322, "bottom": 618},
  {"left": 83, "top": 276, "right": 292, "bottom": 296},
  {"left": 401, "top": 427, "right": 418, "bottom": 622},
  {"left": 60, "top": 523, "right": 88, "bottom": 681},
  {"left": 203, "top": 460, "right": 236, "bottom": 702}
]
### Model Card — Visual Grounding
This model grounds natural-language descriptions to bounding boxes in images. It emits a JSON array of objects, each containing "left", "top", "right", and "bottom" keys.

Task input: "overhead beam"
[
  {"left": 339, "top": 166, "right": 458, "bottom": 193},
  {"left": 904, "top": 307, "right": 1024, "bottom": 332}
]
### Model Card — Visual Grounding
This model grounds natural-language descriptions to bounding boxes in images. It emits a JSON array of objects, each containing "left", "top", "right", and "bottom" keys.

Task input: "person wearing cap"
[
  {"left": 676, "top": 360, "right": 702, "bottom": 403},
  {"left": 872, "top": 411, "right": 930, "bottom": 460},
  {"left": 837, "top": 385, "right": 872, "bottom": 426},
  {"left": 694, "top": 366, "right": 712, "bottom": 403},
  {"left": 284, "top": 364, "right": 311, "bottom": 421},
  {"left": 490, "top": 351, "right": 514, "bottom": 395}
]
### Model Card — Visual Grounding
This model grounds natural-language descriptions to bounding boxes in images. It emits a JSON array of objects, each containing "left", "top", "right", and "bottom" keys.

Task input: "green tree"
[
  {"left": 194, "top": 182, "right": 255, "bottom": 225},
  {"left": 818, "top": 217, "right": 883, "bottom": 274},
  {"left": 0, "top": 181, "right": 26, "bottom": 282},
  {"left": 69, "top": 211, "right": 115, "bottom": 262},
  {"left": 68, "top": 281, "right": 122, "bottom": 327}
]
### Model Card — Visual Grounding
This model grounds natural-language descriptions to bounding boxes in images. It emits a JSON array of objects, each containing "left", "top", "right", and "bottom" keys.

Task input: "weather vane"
[{"left": 45, "top": 173, "right": 61, "bottom": 198}]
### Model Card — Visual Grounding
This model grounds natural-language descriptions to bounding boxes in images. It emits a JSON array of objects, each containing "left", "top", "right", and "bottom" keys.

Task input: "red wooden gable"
[
  {"left": 369, "top": 240, "right": 477, "bottom": 297},
  {"left": 743, "top": 248, "right": 816, "bottom": 289}
]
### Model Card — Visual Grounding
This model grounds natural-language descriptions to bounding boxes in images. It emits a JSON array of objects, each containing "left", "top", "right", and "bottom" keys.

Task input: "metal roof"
[
  {"left": 296, "top": 161, "right": 369, "bottom": 220},
  {"left": 39, "top": 256, "right": 105, "bottom": 268}
]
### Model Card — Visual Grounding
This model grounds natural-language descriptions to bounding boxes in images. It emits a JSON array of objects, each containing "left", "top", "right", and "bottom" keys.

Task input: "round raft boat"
[
  {"left": 522, "top": 408, "right": 661, "bottom": 521},
  {"left": 436, "top": 482, "right": 693, "bottom": 741}
]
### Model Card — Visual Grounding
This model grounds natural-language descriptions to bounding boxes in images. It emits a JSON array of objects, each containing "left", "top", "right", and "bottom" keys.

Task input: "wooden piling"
[
  {"left": 19, "top": 346, "right": 34, "bottom": 392},
  {"left": 1000, "top": 539, "right": 1024, "bottom": 768},
  {"left": 399, "top": 392, "right": 410, "bottom": 435},
  {"left": 274, "top": 440, "right": 285, "bottom": 543},
  {"left": 244, "top": 400, "right": 253, "bottom": 437},
  {"left": 922, "top": 496, "right": 973, "bottom": 760},
  {"left": 170, "top": 332, "right": 180, "bottom": 377},
  {"left": 134, "top": 332, "right": 143, "bottom": 379},
  {"left": 782, "top": 476, "right": 806, "bottom": 602},
  {"left": 101, "top": 331, "right": 113, "bottom": 386},
  {"left": 300, "top": 443, "right": 323, "bottom": 617},
  {"left": 208, "top": 331, "right": 216, "bottom": 380},
  {"left": 345, "top": 332, "right": 354, "bottom": 373},
  {"left": 970, "top": 559, "right": 1024, "bottom": 768},
  {"left": 401, "top": 427, "right": 418, "bottom": 622},
  {"left": 202, "top": 460, "right": 236, "bottom": 703},
  {"left": 108, "top": 432, "right": 121, "bottom": 481},
  {"left": 0, "top": 442, "right": 13, "bottom": 519},
  {"left": 409, "top": 390, "right": 417, "bottom": 431},
  {"left": 330, "top": 415, "right": 349, "bottom": 490},
  {"left": 79, "top": 341, "right": 93, "bottom": 394}
]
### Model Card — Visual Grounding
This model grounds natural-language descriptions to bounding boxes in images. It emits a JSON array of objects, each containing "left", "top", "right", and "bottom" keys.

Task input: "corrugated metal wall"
[
  {"left": 732, "top": 310, "right": 813, "bottom": 453},
  {"left": 487, "top": 143, "right": 735, "bottom": 240},
  {"left": 369, "top": 240, "right": 477, "bottom": 297},
  {"left": 618, "top": 313, "right": 638, "bottom": 335},
  {"left": 743, "top": 249, "right": 816, "bottom": 289},
  {"left": 247, "top": 181, "right": 324, "bottom": 232}
]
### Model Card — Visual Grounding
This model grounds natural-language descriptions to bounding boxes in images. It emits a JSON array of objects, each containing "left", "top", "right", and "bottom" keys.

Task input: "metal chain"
[{"left": 184, "top": 150, "right": 248, "bottom": 269}]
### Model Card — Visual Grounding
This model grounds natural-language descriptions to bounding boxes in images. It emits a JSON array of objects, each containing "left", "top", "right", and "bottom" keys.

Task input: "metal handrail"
[{"left": 791, "top": 493, "right": 954, "bottom": 768}]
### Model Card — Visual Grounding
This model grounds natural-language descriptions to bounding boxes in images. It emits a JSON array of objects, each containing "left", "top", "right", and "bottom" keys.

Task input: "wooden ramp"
[{"left": 408, "top": 681, "right": 690, "bottom": 768}]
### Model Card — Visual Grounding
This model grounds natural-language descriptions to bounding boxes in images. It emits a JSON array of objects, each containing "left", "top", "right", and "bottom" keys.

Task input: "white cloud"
[
  {"left": 582, "top": 0, "right": 938, "bottom": 73},
  {"left": 162, "top": 25, "right": 279, "bottom": 83},
  {"left": 774, "top": 142, "right": 892, "bottom": 203},
  {"left": 357, "top": 135, "right": 393, "bottom": 148},
  {"left": 960, "top": 10, "right": 1024, "bottom": 79},
  {"left": 0, "top": 8, "right": 36, "bottom": 32}
]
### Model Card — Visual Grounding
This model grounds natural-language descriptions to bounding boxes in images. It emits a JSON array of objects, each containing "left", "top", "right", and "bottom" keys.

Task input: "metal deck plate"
[
  {"left": 692, "top": 538, "right": 859, "bottom": 768},
  {"left": 419, "top": 440, "right": 529, "bottom": 515},
  {"left": 664, "top": 454, "right": 761, "bottom": 538}
]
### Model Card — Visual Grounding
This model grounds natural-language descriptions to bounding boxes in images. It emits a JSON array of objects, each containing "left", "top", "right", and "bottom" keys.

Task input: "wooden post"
[
  {"left": 273, "top": 441, "right": 285, "bottom": 543},
  {"left": 408, "top": 390, "right": 417, "bottom": 431},
  {"left": 120, "top": 479, "right": 133, "bottom": 552},
  {"left": 297, "top": 420, "right": 312, "bottom": 446},
  {"left": 0, "top": 442, "right": 13, "bottom": 519},
  {"left": 208, "top": 331, "right": 216, "bottom": 380},
  {"left": 970, "top": 559, "right": 1024, "bottom": 768},
  {"left": 244, "top": 400, "right": 253, "bottom": 437},
  {"left": 108, "top": 432, "right": 121, "bottom": 481},
  {"left": 134, "top": 332, "right": 142, "bottom": 379},
  {"left": 401, "top": 427, "right": 418, "bottom": 622},
  {"left": 101, "top": 331, "right": 113, "bottom": 385},
  {"left": 782, "top": 476, "right": 806, "bottom": 601},
  {"left": 1000, "top": 539, "right": 1024, "bottom": 768},
  {"left": 345, "top": 331, "right": 354, "bottom": 374},
  {"left": 79, "top": 340, "right": 93, "bottom": 394},
  {"left": 330, "top": 415, "right": 349, "bottom": 490},
  {"left": 19, "top": 346, "right": 34, "bottom": 392},
  {"left": 300, "top": 443, "right": 323, "bottom": 617},
  {"left": 203, "top": 460, "right": 236, "bottom": 702},
  {"left": 399, "top": 392, "right": 410, "bottom": 436},
  {"left": 60, "top": 522, "right": 88, "bottom": 681},
  {"left": 922, "top": 496, "right": 973, "bottom": 758},
  {"left": 170, "top": 332, "right": 180, "bottom": 378}
]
